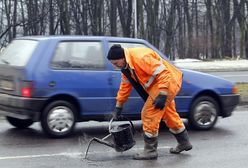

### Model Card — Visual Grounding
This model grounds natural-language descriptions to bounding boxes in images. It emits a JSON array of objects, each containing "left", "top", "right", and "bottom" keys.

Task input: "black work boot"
[
  {"left": 170, "top": 129, "right": 193, "bottom": 154},
  {"left": 133, "top": 135, "right": 158, "bottom": 160}
]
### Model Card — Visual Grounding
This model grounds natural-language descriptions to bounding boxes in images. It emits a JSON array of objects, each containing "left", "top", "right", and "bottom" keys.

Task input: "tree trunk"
[
  {"left": 12, "top": 0, "right": 17, "bottom": 38},
  {"left": 205, "top": 0, "right": 214, "bottom": 59},
  {"left": 48, "top": 0, "right": 55, "bottom": 35},
  {"left": 144, "top": 0, "right": 160, "bottom": 48},
  {"left": 110, "top": 0, "right": 117, "bottom": 36},
  {"left": 137, "top": 0, "right": 145, "bottom": 39},
  {"left": 164, "top": 0, "right": 176, "bottom": 59},
  {"left": 194, "top": 0, "right": 199, "bottom": 58},
  {"left": 222, "top": 0, "right": 232, "bottom": 58},
  {"left": 176, "top": 1, "right": 185, "bottom": 59},
  {"left": 4, "top": 0, "right": 12, "bottom": 41},
  {"left": 117, "top": 0, "right": 132, "bottom": 37},
  {"left": 88, "top": 0, "right": 103, "bottom": 35},
  {"left": 183, "top": 0, "right": 193, "bottom": 58}
]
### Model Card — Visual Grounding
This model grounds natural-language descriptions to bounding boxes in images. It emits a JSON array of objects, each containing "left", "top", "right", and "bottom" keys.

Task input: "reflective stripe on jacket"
[{"left": 116, "top": 47, "right": 182, "bottom": 106}]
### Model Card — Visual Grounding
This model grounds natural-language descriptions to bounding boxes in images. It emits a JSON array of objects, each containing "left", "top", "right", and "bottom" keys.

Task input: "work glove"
[
  {"left": 112, "top": 107, "right": 123, "bottom": 120},
  {"left": 153, "top": 93, "right": 167, "bottom": 110}
]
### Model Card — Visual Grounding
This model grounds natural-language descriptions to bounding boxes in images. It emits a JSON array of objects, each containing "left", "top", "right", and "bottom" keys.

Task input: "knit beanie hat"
[{"left": 107, "top": 44, "right": 125, "bottom": 60}]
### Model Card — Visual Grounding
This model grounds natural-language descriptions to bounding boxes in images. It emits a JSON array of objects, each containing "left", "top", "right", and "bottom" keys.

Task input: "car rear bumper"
[
  {"left": 0, "top": 93, "right": 46, "bottom": 121},
  {"left": 220, "top": 94, "right": 240, "bottom": 117}
]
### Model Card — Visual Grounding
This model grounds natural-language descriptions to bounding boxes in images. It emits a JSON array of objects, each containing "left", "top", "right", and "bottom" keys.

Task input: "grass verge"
[{"left": 237, "top": 82, "right": 248, "bottom": 105}]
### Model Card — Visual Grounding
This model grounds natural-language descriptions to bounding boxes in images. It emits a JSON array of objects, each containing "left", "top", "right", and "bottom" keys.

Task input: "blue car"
[{"left": 0, "top": 36, "right": 239, "bottom": 138}]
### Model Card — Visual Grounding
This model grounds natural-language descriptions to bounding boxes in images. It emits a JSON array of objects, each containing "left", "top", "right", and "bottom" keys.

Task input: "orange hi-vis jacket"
[{"left": 116, "top": 47, "right": 183, "bottom": 107}]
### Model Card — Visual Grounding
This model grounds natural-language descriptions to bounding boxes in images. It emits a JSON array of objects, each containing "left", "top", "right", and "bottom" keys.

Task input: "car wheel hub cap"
[
  {"left": 48, "top": 106, "right": 74, "bottom": 133},
  {"left": 194, "top": 101, "right": 217, "bottom": 126}
]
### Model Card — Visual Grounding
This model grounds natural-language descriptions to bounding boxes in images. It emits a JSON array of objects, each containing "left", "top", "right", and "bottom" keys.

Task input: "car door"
[{"left": 49, "top": 40, "right": 114, "bottom": 116}]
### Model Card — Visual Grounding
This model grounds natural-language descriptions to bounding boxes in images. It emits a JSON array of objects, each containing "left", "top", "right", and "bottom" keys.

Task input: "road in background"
[{"left": 205, "top": 71, "right": 248, "bottom": 83}]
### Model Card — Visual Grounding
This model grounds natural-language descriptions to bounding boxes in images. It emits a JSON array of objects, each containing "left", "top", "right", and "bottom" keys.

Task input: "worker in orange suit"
[{"left": 107, "top": 44, "right": 192, "bottom": 160}]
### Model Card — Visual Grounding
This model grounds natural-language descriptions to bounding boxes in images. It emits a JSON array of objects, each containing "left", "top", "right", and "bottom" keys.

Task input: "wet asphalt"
[{"left": 0, "top": 106, "right": 247, "bottom": 168}]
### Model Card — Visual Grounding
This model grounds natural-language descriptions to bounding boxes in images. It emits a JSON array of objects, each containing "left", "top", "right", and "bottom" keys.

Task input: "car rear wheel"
[
  {"left": 41, "top": 100, "right": 76, "bottom": 138},
  {"left": 189, "top": 96, "right": 219, "bottom": 130},
  {"left": 6, "top": 117, "right": 34, "bottom": 129}
]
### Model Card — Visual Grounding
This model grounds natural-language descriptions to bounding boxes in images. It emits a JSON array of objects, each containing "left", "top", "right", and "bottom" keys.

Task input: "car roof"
[{"left": 15, "top": 35, "right": 146, "bottom": 43}]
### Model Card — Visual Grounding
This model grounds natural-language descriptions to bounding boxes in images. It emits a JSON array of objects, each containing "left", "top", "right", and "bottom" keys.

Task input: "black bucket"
[
  {"left": 110, "top": 122, "right": 135, "bottom": 152},
  {"left": 84, "top": 117, "right": 136, "bottom": 159}
]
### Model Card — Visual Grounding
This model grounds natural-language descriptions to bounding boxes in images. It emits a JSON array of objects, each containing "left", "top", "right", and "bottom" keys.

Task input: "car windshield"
[{"left": 0, "top": 39, "right": 38, "bottom": 66}]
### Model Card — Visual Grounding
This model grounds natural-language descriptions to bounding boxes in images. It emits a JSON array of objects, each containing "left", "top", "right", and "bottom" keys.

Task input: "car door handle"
[{"left": 48, "top": 81, "right": 56, "bottom": 87}]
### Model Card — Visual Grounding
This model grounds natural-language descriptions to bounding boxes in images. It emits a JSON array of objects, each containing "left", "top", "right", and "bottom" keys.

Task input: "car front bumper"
[
  {"left": 220, "top": 94, "right": 240, "bottom": 117},
  {"left": 0, "top": 93, "right": 46, "bottom": 121}
]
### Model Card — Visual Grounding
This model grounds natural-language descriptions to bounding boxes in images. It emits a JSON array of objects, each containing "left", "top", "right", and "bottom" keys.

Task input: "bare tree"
[
  {"left": 87, "top": 0, "right": 104, "bottom": 35},
  {"left": 48, "top": 0, "right": 55, "bottom": 35},
  {"left": 205, "top": 0, "right": 215, "bottom": 59},
  {"left": 222, "top": 0, "right": 232, "bottom": 58},
  {"left": 4, "top": 0, "right": 12, "bottom": 41},
  {"left": 74, "top": 0, "right": 89, "bottom": 35},
  {"left": 56, "top": 0, "right": 71, "bottom": 34},
  {"left": 117, "top": 0, "right": 133, "bottom": 37},
  {"left": 143, "top": 0, "right": 160, "bottom": 48},
  {"left": 109, "top": 0, "right": 117, "bottom": 36},
  {"left": 176, "top": 0, "right": 186, "bottom": 59},
  {"left": 0, "top": 0, "right": 247, "bottom": 60},
  {"left": 245, "top": 0, "right": 248, "bottom": 59},
  {"left": 163, "top": 0, "right": 177, "bottom": 59},
  {"left": 137, "top": 0, "right": 145, "bottom": 38}
]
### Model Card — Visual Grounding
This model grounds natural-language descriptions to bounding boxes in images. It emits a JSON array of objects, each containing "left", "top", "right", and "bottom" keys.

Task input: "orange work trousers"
[{"left": 141, "top": 83, "right": 185, "bottom": 136}]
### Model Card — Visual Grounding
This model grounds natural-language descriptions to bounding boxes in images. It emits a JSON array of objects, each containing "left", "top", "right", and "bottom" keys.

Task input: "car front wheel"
[
  {"left": 41, "top": 100, "right": 76, "bottom": 138},
  {"left": 6, "top": 117, "right": 34, "bottom": 129},
  {"left": 189, "top": 96, "right": 219, "bottom": 130}
]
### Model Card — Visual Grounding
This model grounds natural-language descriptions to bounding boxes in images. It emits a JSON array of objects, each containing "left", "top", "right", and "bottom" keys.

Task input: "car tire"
[
  {"left": 41, "top": 100, "right": 76, "bottom": 138},
  {"left": 189, "top": 96, "right": 219, "bottom": 130},
  {"left": 6, "top": 117, "right": 34, "bottom": 129}
]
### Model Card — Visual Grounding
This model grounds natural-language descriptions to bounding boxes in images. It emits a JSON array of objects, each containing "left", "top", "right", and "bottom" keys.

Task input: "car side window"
[{"left": 51, "top": 41, "right": 105, "bottom": 70}]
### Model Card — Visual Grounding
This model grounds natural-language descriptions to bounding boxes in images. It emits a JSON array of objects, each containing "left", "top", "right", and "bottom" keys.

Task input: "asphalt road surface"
[
  {"left": 207, "top": 71, "right": 248, "bottom": 83},
  {"left": 0, "top": 106, "right": 247, "bottom": 168}
]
